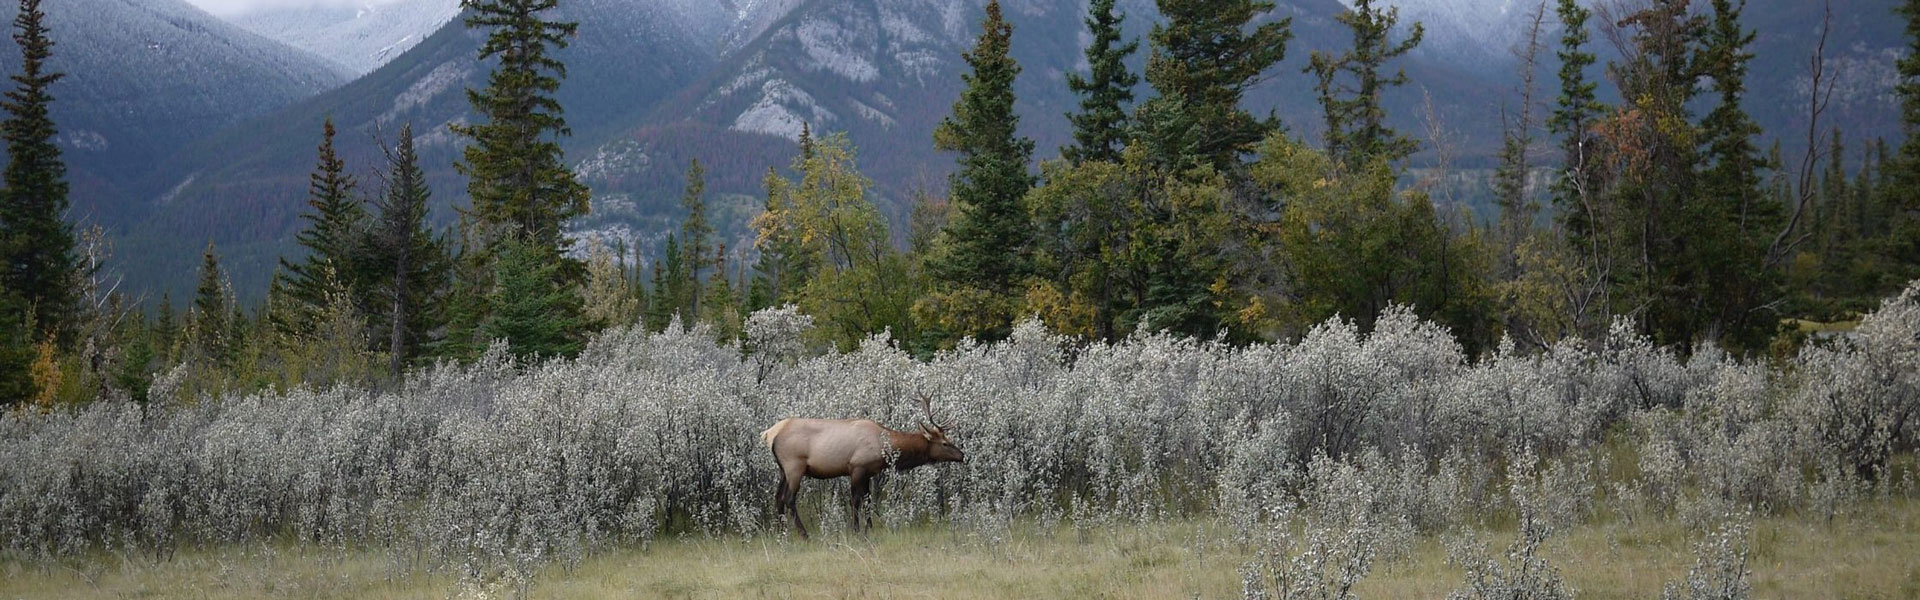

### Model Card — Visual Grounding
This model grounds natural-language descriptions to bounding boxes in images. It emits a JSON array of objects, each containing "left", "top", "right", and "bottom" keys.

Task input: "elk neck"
[{"left": 886, "top": 428, "right": 932, "bottom": 471}]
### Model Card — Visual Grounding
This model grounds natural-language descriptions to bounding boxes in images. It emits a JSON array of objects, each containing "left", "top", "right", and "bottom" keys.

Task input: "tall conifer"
[
  {"left": 1138, "top": 0, "right": 1291, "bottom": 173},
  {"left": 368, "top": 124, "right": 448, "bottom": 374},
  {"left": 0, "top": 0, "right": 75, "bottom": 341},
  {"left": 453, "top": 0, "right": 588, "bottom": 259},
  {"left": 1062, "top": 0, "right": 1138, "bottom": 165},
  {"left": 1548, "top": 0, "right": 1605, "bottom": 246},
  {"left": 274, "top": 118, "right": 367, "bottom": 338},
  {"left": 931, "top": 0, "right": 1037, "bottom": 294},
  {"left": 679, "top": 159, "right": 711, "bottom": 316},
  {"left": 1308, "top": 0, "right": 1423, "bottom": 168}
]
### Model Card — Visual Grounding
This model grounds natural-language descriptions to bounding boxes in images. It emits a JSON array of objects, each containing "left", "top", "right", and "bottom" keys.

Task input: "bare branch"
[{"left": 1768, "top": 0, "right": 1836, "bottom": 267}]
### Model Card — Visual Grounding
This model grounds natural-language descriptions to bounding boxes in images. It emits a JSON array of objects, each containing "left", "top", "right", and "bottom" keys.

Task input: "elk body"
[{"left": 760, "top": 397, "right": 963, "bottom": 538}]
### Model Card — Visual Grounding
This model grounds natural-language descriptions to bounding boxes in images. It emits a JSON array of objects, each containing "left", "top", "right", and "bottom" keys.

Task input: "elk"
[{"left": 760, "top": 394, "right": 964, "bottom": 538}]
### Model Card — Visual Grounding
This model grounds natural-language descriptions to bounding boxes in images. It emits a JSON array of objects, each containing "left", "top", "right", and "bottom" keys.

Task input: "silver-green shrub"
[{"left": 3, "top": 282, "right": 1918, "bottom": 587}]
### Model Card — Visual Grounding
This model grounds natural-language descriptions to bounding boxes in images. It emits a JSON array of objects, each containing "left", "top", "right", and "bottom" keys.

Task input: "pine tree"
[
  {"left": 750, "top": 164, "right": 813, "bottom": 307},
  {"left": 931, "top": 0, "right": 1037, "bottom": 296},
  {"left": 0, "top": 291, "right": 30, "bottom": 405},
  {"left": 477, "top": 238, "right": 582, "bottom": 360},
  {"left": 1692, "top": 0, "right": 1780, "bottom": 350},
  {"left": 1062, "top": 0, "right": 1139, "bottom": 165},
  {"left": 679, "top": 158, "right": 711, "bottom": 316},
  {"left": 1608, "top": 0, "right": 1708, "bottom": 348},
  {"left": 1138, "top": 0, "right": 1291, "bottom": 173},
  {"left": 0, "top": 0, "right": 76, "bottom": 342},
  {"left": 274, "top": 118, "right": 368, "bottom": 339},
  {"left": 1494, "top": 3, "right": 1548, "bottom": 282},
  {"left": 1891, "top": 0, "right": 1920, "bottom": 278},
  {"left": 153, "top": 292, "right": 177, "bottom": 361},
  {"left": 367, "top": 123, "right": 448, "bottom": 375},
  {"left": 1308, "top": 0, "right": 1424, "bottom": 168},
  {"left": 1548, "top": 0, "right": 1605, "bottom": 247},
  {"left": 700, "top": 243, "right": 742, "bottom": 340},
  {"left": 453, "top": 0, "right": 589, "bottom": 259},
  {"left": 190, "top": 242, "right": 232, "bottom": 366},
  {"left": 645, "top": 234, "right": 684, "bottom": 331}
]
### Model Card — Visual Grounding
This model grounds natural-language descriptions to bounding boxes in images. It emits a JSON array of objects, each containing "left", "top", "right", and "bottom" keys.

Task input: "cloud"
[{"left": 182, "top": 0, "right": 401, "bottom": 17}]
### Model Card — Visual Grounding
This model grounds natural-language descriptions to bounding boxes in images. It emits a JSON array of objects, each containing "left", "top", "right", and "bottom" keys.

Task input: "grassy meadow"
[{"left": 5, "top": 497, "right": 1916, "bottom": 599}]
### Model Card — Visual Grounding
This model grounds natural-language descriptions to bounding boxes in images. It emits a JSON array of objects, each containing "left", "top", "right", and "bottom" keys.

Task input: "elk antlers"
[{"left": 917, "top": 392, "right": 943, "bottom": 430}]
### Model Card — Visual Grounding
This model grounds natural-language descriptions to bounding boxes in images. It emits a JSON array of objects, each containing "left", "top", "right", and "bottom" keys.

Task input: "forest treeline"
[{"left": 3, "top": 0, "right": 1918, "bottom": 406}]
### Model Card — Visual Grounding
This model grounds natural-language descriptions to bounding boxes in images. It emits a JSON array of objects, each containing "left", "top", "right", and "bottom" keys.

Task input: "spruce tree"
[
  {"left": 368, "top": 123, "right": 448, "bottom": 375},
  {"left": 477, "top": 238, "right": 581, "bottom": 360},
  {"left": 1548, "top": 0, "right": 1605, "bottom": 247},
  {"left": 1308, "top": 0, "right": 1424, "bottom": 168},
  {"left": 931, "top": 0, "right": 1037, "bottom": 295},
  {"left": 645, "top": 234, "right": 684, "bottom": 331},
  {"left": 1693, "top": 0, "right": 1780, "bottom": 350},
  {"left": 190, "top": 242, "right": 232, "bottom": 366},
  {"left": 1138, "top": 0, "right": 1291, "bottom": 173},
  {"left": 1891, "top": 0, "right": 1920, "bottom": 278},
  {"left": 453, "top": 0, "right": 589, "bottom": 259},
  {"left": 153, "top": 292, "right": 176, "bottom": 360},
  {"left": 0, "top": 291, "right": 30, "bottom": 405},
  {"left": 1062, "top": 0, "right": 1139, "bottom": 165},
  {"left": 750, "top": 164, "right": 813, "bottom": 306},
  {"left": 0, "top": 0, "right": 76, "bottom": 342},
  {"left": 679, "top": 158, "right": 711, "bottom": 316},
  {"left": 1611, "top": 0, "right": 1708, "bottom": 348},
  {"left": 274, "top": 118, "right": 367, "bottom": 339}
]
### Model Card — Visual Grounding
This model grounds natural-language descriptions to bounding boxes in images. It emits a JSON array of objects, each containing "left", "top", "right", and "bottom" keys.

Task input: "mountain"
[
  {"left": 0, "top": 0, "right": 348, "bottom": 227},
  {"left": 97, "top": 0, "right": 1913, "bottom": 303},
  {"left": 229, "top": 0, "right": 462, "bottom": 76},
  {"left": 128, "top": 0, "right": 722, "bottom": 301}
]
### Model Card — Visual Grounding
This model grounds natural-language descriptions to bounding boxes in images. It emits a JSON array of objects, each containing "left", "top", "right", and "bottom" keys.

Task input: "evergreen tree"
[
  {"left": 700, "top": 243, "right": 742, "bottom": 340},
  {"left": 274, "top": 118, "right": 367, "bottom": 339},
  {"left": 367, "top": 123, "right": 449, "bottom": 375},
  {"left": 931, "top": 0, "right": 1037, "bottom": 296},
  {"left": 477, "top": 237, "right": 581, "bottom": 360},
  {"left": 645, "top": 234, "right": 685, "bottom": 331},
  {"left": 190, "top": 242, "right": 232, "bottom": 366},
  {"left": 153, "top": 292, "right": 177, "bottom": 360},
  {"left": 1062, "top": 0, "right": 1139, "bottom": 165},
  {"left": 1891, "top": 0, "right": 1920, "bottom": 278},
  {"left": 1138, "top": 0, "right": 1291, "bottom": 173},
  {"left": 453, "top": 0, "right": 589, "bottom": 259},
  {"left": 679, "top": 158, "right": 711, "bottom": 316},
  {"left": 0, "top": 291, "right": 30, "bottom": 404},
  {"left": 1494, "top": 3, "right": 1548, "bottom": 283},
  {"left": 1693, "top": 0, "right": 1781, "bottom": 350},
  {"left": 1548, "top": 0, "right": 1605, "bottom": 246},
  {"left": 1604, "top": 0, "right": 1708, "bottom": 348},
  {"left": 0, "top": 0, "right": 76, "bottom": 342},
  {"left": 1308, "top": 0, "right": 1424, "bottom": 168},
  {"left": 750, "top": 164, "right": 814, "bottom": 307}
]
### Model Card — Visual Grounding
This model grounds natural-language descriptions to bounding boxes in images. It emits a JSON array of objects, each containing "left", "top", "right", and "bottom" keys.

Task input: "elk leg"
[
  {"left": 848, "top": 470, "right": 869, "bottom": 534},
  {"left": 852, "top": 473, "right": 875, "bottom": 532},
  {"left": 781, "top": 461, "right": 809, "bottom": 540}
]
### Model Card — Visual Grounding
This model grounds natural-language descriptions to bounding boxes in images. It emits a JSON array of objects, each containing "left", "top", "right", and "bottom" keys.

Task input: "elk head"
[{"left": 918, "top": 393, "right": 964, "bottom": 463}]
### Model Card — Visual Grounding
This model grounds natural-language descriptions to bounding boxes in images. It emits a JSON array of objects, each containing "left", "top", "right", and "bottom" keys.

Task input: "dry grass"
[{"left": 4, "top": 499, "right": 1917, "bottom": 599}]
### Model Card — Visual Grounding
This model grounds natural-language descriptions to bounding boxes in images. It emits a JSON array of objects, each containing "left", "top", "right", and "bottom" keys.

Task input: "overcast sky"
[{"left": 184, "top": 0, "right": 400, "bottom": 17}]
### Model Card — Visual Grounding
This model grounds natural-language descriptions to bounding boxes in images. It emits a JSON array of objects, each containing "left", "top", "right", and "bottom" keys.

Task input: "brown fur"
[{"left": 763, "top": 417, "right": 963, "bottom": 538}]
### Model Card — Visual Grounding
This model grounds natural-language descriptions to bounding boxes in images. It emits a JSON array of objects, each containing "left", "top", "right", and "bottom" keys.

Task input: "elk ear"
[{"left": 921, "top": 422, "right": 937, "bottom": 440}]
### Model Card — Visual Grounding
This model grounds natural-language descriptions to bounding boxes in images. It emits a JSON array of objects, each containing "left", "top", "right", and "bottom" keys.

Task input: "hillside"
[
  {"left": 0, "top": 0, "right": 347, "bottom": 228},
  {"left": 124, "top": 0, "right": 721, "bottom": 301},
  {"left": 101, "top": 0, "right": 1915, "bottom": 302},
  {"left": 229, "top": 0, "right": 462, "bottom": 75}
]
